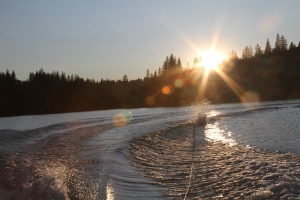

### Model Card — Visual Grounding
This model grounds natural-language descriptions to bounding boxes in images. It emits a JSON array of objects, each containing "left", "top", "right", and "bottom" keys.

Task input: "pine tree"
[
  {"left": 280, "top": 35, "right": 287, "bottom": 50},
  {"left": 289, "top": 42, "right": 296, "bottom": 50},
  {"left": 158, "top": 67, "right": 162, "bottom": 76},
  {"left": 162, "top": 56, "right": 169, "bottom": 72},
  {"left": 264, "top": 38, "right": 272, "bottom": 54},
  {"left": 11, "top": 70, "right": 16, "bottom": 81},
  {"left": 29, "top": 72, "right": 34, "bottom": 82},
  {"left": 122, "top": 74, "right": 128, "bottom": 82},
  {"left": 145, "top": 69, "right": 150, "bottom": 79},
  {"left": 5, "top": 69, "right": 10, "bottom": 79},
  {"left": 242, "top": 48, "right": 247, "bottom": 59},
  {"left": 61, "top": 72, "right": 66, "bottom": 82},
  {"left": 176, "top": 58, "right": 182, "bottom": 68},
  {"left": 255, "top": 44, "right": 263, "bottom": 55},
  {"left": 249, "top": 45, "right": 253, "bottom": 57},
  {"left": 242, "top": 46, "right": 253, "bottom": 59},
  {"left": 274, "top": 33, "right": 281, "bottom": 52},
  {"left": 168, "top": 54, "right": 177, "bottom": 69},
  {"left": 193, "top": 57, "right": 199, "bottom": 67},
  {"left": 229, "top": 50, "right": 238, "bottom": 60}
]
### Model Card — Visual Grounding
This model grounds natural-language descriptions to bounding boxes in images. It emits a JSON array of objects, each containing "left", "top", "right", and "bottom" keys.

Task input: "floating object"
[{"left": 195, "top": 114, "right": 207, "bottom": 126}]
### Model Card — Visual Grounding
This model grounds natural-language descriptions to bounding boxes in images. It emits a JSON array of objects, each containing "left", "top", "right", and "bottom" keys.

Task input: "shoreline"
[
  {"left": 130, "top": 123, "right": 300, "bottom": 199},
  {"left": 1, "top": 99, "right": 299, "bottom": 119}
]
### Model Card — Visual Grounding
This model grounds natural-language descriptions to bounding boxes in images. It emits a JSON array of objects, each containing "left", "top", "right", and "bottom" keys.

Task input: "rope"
[{"left": 184, "top": 125, "right": 196, "bottom": 200}]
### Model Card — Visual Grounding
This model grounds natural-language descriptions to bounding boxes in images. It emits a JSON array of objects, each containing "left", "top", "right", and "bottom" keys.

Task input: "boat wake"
[
  {"left": 1, "top": 100, "right": 300, "bottom": 199},
  {"left": 130, "top": 121, "right": 300, "bottom": 199}
]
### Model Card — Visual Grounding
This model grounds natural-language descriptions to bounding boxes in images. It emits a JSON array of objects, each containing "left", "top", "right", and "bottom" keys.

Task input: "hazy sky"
[{"left": 1, "top": 1, "right": 300, "bottom": 81}]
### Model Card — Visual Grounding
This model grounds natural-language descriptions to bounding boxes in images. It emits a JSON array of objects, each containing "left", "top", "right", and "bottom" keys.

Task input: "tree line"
[{"left": 1, "top": 34, "right": 300, "bottom": 117}]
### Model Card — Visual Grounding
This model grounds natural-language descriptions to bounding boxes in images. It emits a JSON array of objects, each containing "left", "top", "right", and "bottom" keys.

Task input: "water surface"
[{"left": 0, "top": 100, "right": 300, "bottom": 199}]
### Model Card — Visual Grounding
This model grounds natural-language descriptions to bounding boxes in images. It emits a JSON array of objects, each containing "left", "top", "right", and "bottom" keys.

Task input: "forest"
[{"left": 1, "top": 34, "right": 300, "bottom": 117}]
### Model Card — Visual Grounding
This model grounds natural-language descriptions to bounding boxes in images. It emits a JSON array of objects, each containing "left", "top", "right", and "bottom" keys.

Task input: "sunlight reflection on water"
[
  {"left": 206, "top": 110, "right": 220, "bottom": 118},
  {"left": 205, "top": 121, "right": 237, "bottom": 146},
  {"left": 106, "top": 180, "right": 114, "bottom": 200}
]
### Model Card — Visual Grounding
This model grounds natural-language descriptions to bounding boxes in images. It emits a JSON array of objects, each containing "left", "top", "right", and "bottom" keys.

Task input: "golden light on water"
[
  {"left": 205, "top": 122, "right": 237, "bottom": 146},
  {"left": 106, "top": 180, "right": 115, "bottom": 200}
]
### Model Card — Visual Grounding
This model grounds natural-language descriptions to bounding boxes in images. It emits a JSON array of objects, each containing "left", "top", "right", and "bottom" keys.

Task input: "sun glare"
[{"left": 199, "top": 50, "right": 224, "bottom": 70}]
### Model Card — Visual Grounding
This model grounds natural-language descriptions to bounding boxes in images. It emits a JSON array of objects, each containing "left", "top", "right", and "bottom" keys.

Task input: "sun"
[{"left": 199, "top": 50, "right": 224, "bottom": 70}]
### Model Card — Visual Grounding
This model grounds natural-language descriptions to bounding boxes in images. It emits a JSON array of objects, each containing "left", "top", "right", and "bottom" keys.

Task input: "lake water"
[{"left": 0, "top": 100, "right": 300, "bottom": 199}]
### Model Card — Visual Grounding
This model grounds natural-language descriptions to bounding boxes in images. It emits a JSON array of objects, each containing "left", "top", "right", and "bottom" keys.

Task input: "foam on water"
[{"left": 130, "top": 122, "right": 300, "bottom": 199}]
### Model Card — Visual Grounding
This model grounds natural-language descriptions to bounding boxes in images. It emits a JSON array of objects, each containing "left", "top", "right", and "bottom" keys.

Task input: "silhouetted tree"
[
  {"left": 158, "top": 67, "right": 162, "bottom": 76},
  {"left": 254, "top": 44, "right": 263, "bottom": 55},
  {"left": 11, "top": 70, "right": 16, "bottom": 81},
  {"left": 242, "top": 46, "right": 253, "bottom": 59},
  {"left": 274, "top": 33, "right": 281, "bottom": 52},
  {"left": 280, "top": 35, "right": 288, "bottom": 50},
  {"left": 289, "top": 42, "right": 296, "bottom": 50},
  {"left": 145, "top": 69, "right": 150, "bottom": 79},
  {"left": 5, "top": 69, "right": 10, "bottom": 79},
  {"left": 264, "top": 38, "right": 272, "bottom": 54},
  {"left": 176, "top": 58, "right": 182, "bottom": 68},
  {"left": 162, "top": 56, "right": 169, "bottom": 72},
  {"left": 122, "top": 74, "right": 128, "bottom": 82},
  {"left": 229, "top": 50, "right": 238, "bottom": 60},
  {"left": 168, "top": 54, "right": 177, "bottom": 69},
  {"left": 1, "top": 33, "right": 300, "bottom": 117}
]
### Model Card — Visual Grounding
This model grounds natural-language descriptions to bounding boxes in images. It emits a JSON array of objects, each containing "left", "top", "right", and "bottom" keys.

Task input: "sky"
[{"left": 1, "top": 1, "right": 300, "bottom": 81}]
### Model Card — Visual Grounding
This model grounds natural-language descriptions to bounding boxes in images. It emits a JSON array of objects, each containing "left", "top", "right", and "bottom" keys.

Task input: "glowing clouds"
[{"left": 112, "top": 110, "right": 133, "bottom": 127}]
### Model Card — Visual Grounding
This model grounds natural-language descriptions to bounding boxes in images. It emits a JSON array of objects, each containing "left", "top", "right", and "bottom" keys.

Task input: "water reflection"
[
  {"left": 207, "top": 110, "right": 220, "bottom": 118},
  {"left": 106, "top": 180, "right": 115, "bottom": 200},
  {"left": 205, "top": 121, "right": 237, "bottom": 146}
]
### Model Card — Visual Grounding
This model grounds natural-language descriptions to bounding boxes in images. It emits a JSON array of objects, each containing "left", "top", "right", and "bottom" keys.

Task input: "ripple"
[{"left": 130, "top": 123, "right": 300, "bottom": 199}]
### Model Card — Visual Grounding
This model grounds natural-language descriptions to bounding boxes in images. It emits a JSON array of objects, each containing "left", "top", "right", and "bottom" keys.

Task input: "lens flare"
[
  {"left": 174, "top": 78, "right": 184, "bottom": 88},
  {"left": 112, "top": 110, "right": 132, "bottom": 127},
  {"left": 162, "top": 86, "right": 171, "bottom": 95},
  {"left": 145, "top": 95, "right": 156, "bottom": 106},
  {"left": 112, "top": 114, "right": 126, "bottom": 127}
]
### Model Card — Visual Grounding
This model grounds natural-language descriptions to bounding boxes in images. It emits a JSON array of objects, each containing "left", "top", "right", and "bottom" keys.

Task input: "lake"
[{"left": 1, "top": 100, "right": 300, "bottom": 199}]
